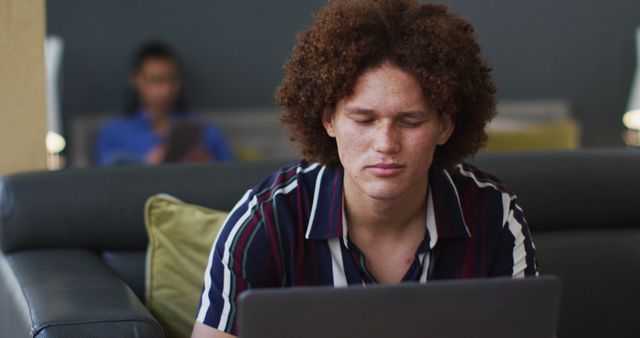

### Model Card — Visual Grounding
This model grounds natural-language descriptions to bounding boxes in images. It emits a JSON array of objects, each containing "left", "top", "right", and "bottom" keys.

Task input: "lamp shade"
[{"left": 623, "top": 27, "right": 640, "bottom": 131}]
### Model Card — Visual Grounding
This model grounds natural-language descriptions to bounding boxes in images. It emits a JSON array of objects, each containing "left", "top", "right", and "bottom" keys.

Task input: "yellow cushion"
[
  {"left": 144, "top": 194, "right": 229, "bottom": 338},
  {"left": 482, "top": 120, "right": 580, "bottom": 152}
]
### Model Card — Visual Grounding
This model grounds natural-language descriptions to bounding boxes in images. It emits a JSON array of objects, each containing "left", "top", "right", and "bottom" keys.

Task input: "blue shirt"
[
  {"left": 95, "top": 112, "right": 234, "bottom": 165},
  {"left": 195, "top": 160, "right": 538, "bottom": 334}
]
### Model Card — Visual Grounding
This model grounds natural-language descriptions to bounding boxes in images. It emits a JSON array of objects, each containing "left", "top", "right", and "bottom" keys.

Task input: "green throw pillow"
[{"left": 144, "top": 194, "right": 229, "bottom": 338}]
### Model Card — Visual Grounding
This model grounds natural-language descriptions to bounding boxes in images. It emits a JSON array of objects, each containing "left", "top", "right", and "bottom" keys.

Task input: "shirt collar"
[{"left": 304, "top": 164, "right": 471, "bottom": 249}]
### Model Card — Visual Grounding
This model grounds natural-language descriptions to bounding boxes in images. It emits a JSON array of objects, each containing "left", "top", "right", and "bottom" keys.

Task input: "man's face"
[
  {"left": 133, "top": 57, "right": 182, "bottom": 116},
  {"left": 322, "top": 61, "right": 454, "bottom": 201}
]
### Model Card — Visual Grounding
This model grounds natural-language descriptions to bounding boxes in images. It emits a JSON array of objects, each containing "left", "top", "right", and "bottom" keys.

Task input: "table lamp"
[{"left": 623, "top": 27, "right": 640, "bottom": 146}]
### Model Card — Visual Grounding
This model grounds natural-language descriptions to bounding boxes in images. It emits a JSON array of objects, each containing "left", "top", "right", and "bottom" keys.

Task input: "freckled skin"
[
  {"left": 324, "top": 61, "right": 452, "bottom": 203},
  {"left": 323, "top": 61, "right": 454, "bottom": 284}
]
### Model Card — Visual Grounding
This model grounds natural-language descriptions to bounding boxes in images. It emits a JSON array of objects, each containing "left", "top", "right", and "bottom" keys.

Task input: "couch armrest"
[{"left": 0, "top": 249, "right": 165, "bottom": 338}]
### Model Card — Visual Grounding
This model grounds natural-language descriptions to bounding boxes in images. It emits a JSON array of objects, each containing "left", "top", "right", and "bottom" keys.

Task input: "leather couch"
[{"left": 1, "top": 149, "right": 638, "bottom": 337}]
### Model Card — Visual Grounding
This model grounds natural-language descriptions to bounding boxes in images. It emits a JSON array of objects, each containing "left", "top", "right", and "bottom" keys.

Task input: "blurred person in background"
[{"left": 96, "top": 42, "right": 234, "bottom": 165}]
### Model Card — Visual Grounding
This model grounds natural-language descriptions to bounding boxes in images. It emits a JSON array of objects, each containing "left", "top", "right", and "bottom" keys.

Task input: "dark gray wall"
[{"left": 47, "top": 0, "right": 640, "bottom": 147}]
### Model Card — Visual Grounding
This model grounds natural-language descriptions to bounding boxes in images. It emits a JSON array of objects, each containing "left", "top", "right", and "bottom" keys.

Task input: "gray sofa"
[{"left": 1, "top": 149, "right": 639, "bottom": 337}]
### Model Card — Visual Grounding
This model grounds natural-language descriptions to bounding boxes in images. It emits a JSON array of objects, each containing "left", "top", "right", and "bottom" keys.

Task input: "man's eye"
[
  {"left": 401, "top": 120, "right": 424, "bottom": 127},
  {"left": 354, "top": 119, "right": 374, "bottom": 125}
]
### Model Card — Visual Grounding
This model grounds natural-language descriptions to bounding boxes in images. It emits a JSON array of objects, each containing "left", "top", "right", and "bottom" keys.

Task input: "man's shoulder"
[
  {"left": 447, "top": 162, "right": 515, "bottom": 196},
  {"left": 250, "top": 160, "right": 325, "bottom": 200}
]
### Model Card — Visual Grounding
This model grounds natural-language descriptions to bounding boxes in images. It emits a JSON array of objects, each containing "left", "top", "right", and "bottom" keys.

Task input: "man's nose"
[{"left": 373, "top": 122, "right": 401, "bottom": 154}]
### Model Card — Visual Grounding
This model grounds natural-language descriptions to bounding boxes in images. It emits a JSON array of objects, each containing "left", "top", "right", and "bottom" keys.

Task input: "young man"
[{"left": 192, "top": 1, "right": 537, "bottom": 337}]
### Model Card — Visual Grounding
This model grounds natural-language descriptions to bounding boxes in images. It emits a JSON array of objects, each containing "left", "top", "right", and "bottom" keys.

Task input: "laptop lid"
[{"left": 238, "top": 276, "right": 561, "bottom": 338}]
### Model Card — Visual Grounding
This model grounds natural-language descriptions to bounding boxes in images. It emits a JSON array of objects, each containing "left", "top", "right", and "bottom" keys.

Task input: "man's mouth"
[{"left": 366, "top": 163, "right": 406, "bottom": 177}]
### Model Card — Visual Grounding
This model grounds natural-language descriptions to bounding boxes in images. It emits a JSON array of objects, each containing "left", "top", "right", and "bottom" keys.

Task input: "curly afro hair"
[{"left": 276, "top": 0, "right": 496, "bottom": 169}]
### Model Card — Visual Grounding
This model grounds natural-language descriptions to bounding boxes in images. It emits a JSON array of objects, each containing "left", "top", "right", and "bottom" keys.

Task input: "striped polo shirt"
[{"left": 196, "top": 160, "right": 538, "bottom": 334}]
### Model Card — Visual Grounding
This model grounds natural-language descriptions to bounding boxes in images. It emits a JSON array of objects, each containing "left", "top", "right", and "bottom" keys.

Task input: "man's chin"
[
  {"left": 360, "top": 185, "right": 406, "bottom": 202},
  {"left": 346, "top": 170, "right": 411, "bottom": 201}
]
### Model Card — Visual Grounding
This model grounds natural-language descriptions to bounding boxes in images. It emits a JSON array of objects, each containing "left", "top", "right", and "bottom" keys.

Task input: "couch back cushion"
[
  {"left": 0, "top": 160, "right": 290, "bottom": 253},
  {"left": 469, "top": 149, "right": 640, "bottom": 232}
]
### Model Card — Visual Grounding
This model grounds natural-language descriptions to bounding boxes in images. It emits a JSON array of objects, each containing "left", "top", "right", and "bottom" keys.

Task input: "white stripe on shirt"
[
  {"left": 196, "top": 189, "right": 252, "bottom": 324},
  {"left": 328, "top": 237, "right": 348, "bottom": 287}
]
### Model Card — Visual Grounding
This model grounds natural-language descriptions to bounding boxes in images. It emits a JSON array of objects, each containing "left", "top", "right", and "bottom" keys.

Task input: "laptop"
[{"left": 238, "top": 276, "right": 561, "bottom": 338}]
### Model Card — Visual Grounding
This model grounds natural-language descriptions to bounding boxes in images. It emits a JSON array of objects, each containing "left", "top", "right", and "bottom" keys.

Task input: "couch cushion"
[
  {"left": 533, "top": 230, "right": 640, "bottom": 337},
  {"left": 0, "top": 160, "right": 291, "bottom": 253},
  {"left": 101, "top": 250, "right": 147, "bottom": 301},
  {"left": 144, "top": 194, "right": 228, "bottom": 338},
  {"left": 469, "top": 149, "right": 640, "bottom": 232},
  {"left": 0, "top": 249, "right": 164, "bottom": 337}
]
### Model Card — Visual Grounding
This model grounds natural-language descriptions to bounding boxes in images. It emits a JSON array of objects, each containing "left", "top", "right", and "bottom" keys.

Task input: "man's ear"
[
  {"left": 437, "top": 112, "right": 455, "bottom": 145},
  {"left": 322, "top": 107, "right": 336, "bottom": 138}
]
